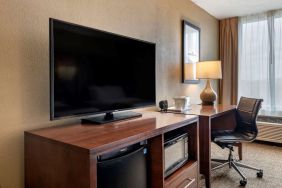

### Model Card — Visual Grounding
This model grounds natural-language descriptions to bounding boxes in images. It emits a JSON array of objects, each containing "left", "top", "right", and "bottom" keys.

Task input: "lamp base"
[
  {"left": 201, "top": 101, "right": 215, "bottom": 106},
  {"left": 200, "top": 79, "right": 217, "bottom": 106}
]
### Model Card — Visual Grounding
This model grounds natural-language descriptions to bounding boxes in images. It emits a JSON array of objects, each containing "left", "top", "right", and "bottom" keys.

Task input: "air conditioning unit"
[{"left": 257, "top": 121, "right": 282, "bottom": 144}]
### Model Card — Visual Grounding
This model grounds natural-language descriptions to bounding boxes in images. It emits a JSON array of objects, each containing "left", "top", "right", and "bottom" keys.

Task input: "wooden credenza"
[{"left": 25, "top": 110, "right": 199, "bottom": 188}]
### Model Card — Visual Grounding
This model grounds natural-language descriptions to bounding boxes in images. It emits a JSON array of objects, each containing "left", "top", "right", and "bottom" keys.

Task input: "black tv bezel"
[{"left": 49, "top": 18, "right": 156, "bottom": 120}]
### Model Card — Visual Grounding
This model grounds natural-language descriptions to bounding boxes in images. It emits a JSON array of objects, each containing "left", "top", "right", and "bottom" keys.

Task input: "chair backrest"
[{"left": 235, "top": 97, "right": 263, "bottom": 134}]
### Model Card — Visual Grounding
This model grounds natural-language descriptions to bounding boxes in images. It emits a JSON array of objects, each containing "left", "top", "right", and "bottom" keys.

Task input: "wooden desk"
[
  {"left": 187, "top": 104, "right": 237, "bottom": 188},
  {"left": 25, "top": 110, "right": 199, "bottom": 188}
]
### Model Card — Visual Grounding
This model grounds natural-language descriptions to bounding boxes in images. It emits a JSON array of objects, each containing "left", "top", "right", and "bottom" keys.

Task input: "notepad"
[{"left": 167, "top": 106, "right": 191, "bottom": 113}]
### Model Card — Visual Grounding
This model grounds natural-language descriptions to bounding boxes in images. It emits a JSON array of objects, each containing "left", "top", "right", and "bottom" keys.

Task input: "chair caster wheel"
[
  {"left": 257, "top": 170, "right": 263, "bottom": 178},
  {"left": 240, "top": 179, "right": 247, "bottom": 186}
]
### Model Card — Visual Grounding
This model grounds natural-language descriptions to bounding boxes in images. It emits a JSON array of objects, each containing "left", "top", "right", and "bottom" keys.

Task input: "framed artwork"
[{"left": 182, "top": 20, "right": 200, "bottom": 84}]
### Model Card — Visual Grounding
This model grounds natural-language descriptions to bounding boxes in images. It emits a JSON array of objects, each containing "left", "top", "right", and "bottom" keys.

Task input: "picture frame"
[{"left": 182, "top": 20, "right": 200, "bottom": 84}]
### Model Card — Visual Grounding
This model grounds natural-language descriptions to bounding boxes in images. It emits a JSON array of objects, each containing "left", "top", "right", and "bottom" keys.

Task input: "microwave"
[{"left": 164, "top": 133, "right": 189, "bottom": 177}]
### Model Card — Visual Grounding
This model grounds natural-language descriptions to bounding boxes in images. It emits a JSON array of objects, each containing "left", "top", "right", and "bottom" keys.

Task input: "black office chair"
[{"left": 211, "top": 97, "right": 263, "bottom": 186}]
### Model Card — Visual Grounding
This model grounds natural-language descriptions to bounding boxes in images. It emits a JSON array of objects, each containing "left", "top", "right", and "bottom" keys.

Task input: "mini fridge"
[{"left": 97, "top": 143, "right": 148, "bottom": 188}]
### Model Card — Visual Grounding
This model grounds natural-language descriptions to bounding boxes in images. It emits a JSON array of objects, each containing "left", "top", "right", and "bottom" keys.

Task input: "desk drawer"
[
  {"left": 164, "top": 162, "right": 198, "bottom": 188},
  {"left": 176, "top": 178, "right": 197, "bottom": 188}
]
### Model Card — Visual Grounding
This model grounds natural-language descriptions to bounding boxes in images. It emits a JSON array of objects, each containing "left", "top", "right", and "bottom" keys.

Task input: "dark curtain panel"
[{"left": 219, "top": 17, "right": 238, "bottom": 105}]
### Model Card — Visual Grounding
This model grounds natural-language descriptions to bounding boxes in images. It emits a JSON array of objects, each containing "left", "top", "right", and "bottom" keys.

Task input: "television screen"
[{"left": 50, "top": 19, "right": 156, "bottom": 120}]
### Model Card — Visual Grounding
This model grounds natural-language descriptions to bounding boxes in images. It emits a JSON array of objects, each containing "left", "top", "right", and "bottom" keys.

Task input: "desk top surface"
[
  {"left": 185, "top": 104, "right": 236, "bottom": 118},
  {"left": 25, "top": 105, "right": 235, "bottom": 153},
  {"left": 25, "top": 109, "right": 198, "bottom": 153}
]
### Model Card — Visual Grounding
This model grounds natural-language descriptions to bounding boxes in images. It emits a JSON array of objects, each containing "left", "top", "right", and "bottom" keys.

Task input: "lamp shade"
[{"left": 196, "top": 61, "right": 222, "bottom": 79}]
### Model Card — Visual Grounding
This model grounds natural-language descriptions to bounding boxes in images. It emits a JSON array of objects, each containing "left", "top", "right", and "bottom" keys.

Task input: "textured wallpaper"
[{"left": 0, "top": 0, "right": 218, "bottom": 187}]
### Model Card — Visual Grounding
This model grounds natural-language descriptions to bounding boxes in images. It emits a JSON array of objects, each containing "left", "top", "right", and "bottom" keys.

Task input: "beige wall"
[{"left": 0, "top": 0, "right": 218, "bottom": 187}]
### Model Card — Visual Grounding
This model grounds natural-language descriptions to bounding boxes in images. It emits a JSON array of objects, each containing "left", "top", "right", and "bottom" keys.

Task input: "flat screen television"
[{"left": 50, "top": 18, "right": 156, "bottom": 123}]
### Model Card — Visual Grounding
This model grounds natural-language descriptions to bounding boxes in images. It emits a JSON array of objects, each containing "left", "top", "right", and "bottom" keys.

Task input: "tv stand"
[
  {"left": 81, "top": 111, "right": 142, "bottom": 124},
  {"left": 25, "top": 110, "right": 199, "bottom": 188}
]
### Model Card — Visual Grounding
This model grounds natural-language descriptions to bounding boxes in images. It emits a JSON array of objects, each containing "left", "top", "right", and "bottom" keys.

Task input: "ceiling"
[{"left": 191, "top": 0, "right": 282, "bottom": 19}]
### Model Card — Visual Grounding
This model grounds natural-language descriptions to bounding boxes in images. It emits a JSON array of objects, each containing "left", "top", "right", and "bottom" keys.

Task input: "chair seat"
[{"left": 212, "top": 130, "right": 256, "bottom": 145}]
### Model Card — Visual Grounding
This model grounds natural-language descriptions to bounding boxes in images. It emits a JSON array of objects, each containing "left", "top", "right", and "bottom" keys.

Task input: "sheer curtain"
[
  {"left": 274, "top": 10, "right": 282, "bottom": 111},
  {"left": 238, "top": 10, "right": 282, "bottom": 112}
]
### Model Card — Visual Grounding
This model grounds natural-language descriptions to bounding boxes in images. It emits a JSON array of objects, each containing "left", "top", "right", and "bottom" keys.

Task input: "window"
[{"left": 238, "top": 10, "right": 282, "bottom": 112}]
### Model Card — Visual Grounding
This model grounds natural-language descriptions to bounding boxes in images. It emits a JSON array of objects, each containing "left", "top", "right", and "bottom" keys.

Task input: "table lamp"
[{"left": 196, "top": 61, "right": 222, "bottom": 105}]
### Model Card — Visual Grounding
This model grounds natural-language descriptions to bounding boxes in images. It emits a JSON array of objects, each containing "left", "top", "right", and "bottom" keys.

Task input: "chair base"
[{"left": 211, "top": 146, "right": 263, "bottom": 186}]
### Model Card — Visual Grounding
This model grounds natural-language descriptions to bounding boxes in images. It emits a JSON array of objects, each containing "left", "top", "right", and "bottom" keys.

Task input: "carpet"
[{"left": 200, "top": 142, "right": 282, "bottom": 188}]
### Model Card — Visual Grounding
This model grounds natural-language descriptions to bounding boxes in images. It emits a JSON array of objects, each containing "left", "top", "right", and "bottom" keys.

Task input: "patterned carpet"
[{"left": 200, "top": 142, "right": 282, "bottom": 188}]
